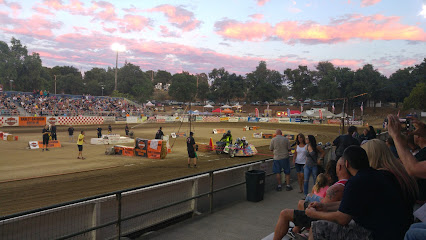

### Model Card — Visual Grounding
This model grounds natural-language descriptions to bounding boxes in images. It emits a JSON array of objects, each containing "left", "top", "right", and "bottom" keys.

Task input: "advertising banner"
[
  {"left": 28, "top": 141, "right": 39, "bottom": 149},
  {"left": 269, "top": 118, "right": 279, "bottom": 123},
  {"left": 37, "top": 140, "right": 61, "bottom": 148},
  {"left": 327, "top": 119, "right": 341, "bottom": 125},
  {"left": 4, "top": 117, "right": 20, "bottom": 126},
  {"left": 248, "top": 117, "right": 259, "bottom": 122},
  {"left": 46, "top": 116, "right": 58, "bottom": 125},
  {"left": 0, "top": 117, "right": 3, "bottom": 127},
  {"left": 115, "top": 116, "right": 126, "bottom": 122},
  {"left": 196, "top": 116, "right": 204, "bottom": 122},
  {"left": 127, "top": 116, "right": 138, "bottom": 123},
  {"left": 103, "top": 116, "right": 116, "bottom": 124},
  {"left": 19, "top": 117, "right": 46, "bottom": 126},
  {"left": 166, "top": 116, "right": 175, "bottom": 123},
  {"left": 239, "top": 117, "right": 248, "bottom": 122},
  {"left": 141, "top": 116, "right": 148, "bottom": 122},
  {"left": 278, "top": 118, "right": 290, "bottom": 123},
  {"left": 220, "top": 117, "right": 229, "bottom": 122},
  {"left": 228, "top": 117, "right": 239, "bottom": 122},
  {"left": 348, "top": 120, "right": 363, "bottom": 126},
  {"left": 259, "top": 118, "right": 269, "bottom": 122}
]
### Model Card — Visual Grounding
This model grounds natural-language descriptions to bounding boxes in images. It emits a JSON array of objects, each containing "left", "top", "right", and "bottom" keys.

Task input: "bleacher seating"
[{"left": 0, "top": 92, "right": 143, "bottom": 116}]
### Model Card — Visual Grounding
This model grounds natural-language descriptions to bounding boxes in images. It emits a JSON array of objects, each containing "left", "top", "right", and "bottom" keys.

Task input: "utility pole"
[
  {"left": 54, "top": 75, "right": 57, "bottom": 95},
  {"left": 114, "top": 51, "right": 118, "bottom": 91},
  {"left": 341, "top": 98, "right": 346, "bottom": 134}
]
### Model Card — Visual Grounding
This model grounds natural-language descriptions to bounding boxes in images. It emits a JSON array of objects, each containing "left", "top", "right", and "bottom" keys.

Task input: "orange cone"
[{"left": 209, "top": 137, "right": 214, "bottom": 151}]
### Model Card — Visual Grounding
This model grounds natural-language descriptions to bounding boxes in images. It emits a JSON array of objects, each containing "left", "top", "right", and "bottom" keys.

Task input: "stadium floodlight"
[{"left": 111, "top": 43, "right": 126, "bottom": 91}]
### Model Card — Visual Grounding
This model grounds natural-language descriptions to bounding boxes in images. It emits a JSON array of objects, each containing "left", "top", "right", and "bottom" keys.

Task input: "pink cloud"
[
  {"left": 32, "top": 6, "right": 54, "bottom": 15},
  {"left": 37, "top": 51, "right": 67, "bottom": 60},
  {"left": 160, "top": 25, "right": 180, "bottom": 38},
  {"left": 249, "top": 14, "right": 264, "bottom": 20},
  {"left": 215, "top": 14, "right": 426, "bottom": 43},
  {"left": 0, "top": 12, "right": 62, "bottom": 38},
  {"left": 215, "top": 20, "right": 273, "bottom": 41},
  {"left": 329, "top": 59, "right": 364, "bottom": 68},
  {"left": 361, "top": 0, "right": 381, "bottom": 7},
  {"left": 256, "top": 0, "right": 270, "bottom": 6},
  {"left": 149, "top": 4, "right": 201, "bottom": 32},
  {"left": 400, "top": 59, "right": 418, "bottom": 66},
  {"left": 118, "top": 14, "right": 151, "bottom": 33}
]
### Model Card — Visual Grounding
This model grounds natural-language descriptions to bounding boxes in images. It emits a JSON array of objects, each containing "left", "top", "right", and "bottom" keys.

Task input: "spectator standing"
[
  {"left": 187, "top": 132, "right": 196, "bottom": 168},
  {"left": 125, "top": 124, "right": 129, "bottom": 136},
  {"left": 51, "top": 123, "right": 57, "bottom": 140},
  {"left": 42, "top": 125, "right": 50, "bottom": 151},
  {"left": 108, "top": 124, "right": 112, "bottom": 133},
  {"left": 304, "top": 135, "right": 325, "bottom": 196},
  {"left": 97, "top": 126, "right": 102, "bottom": 138},
  {"left": 68, "top": 125, "right": 74, "bottom": 142},
  {"left": 270, "top": 129, "right": 292, "bottom": 191},
  {"left": 333, "top": 126, "right": 360, "bottom": 160},
  {"left": 155, "top": 127, "right": 164, "bottom": 139},
  {"left": 293, "top": 133, "right": 307, "bottom": 193},
  {"left": 77, "top": 131, "right": 86, "bottom": 160}
]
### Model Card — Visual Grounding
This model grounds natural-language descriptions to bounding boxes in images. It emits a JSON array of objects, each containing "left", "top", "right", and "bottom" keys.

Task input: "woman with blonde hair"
[{"left": 361, "top": 139, "right": 418, "bottom": 233}]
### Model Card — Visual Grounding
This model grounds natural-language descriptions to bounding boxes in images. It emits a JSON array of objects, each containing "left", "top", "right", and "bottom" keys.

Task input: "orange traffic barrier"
[
  {"left": 122, "top": 147, "right": 135, "bottom": 157},
  {"left": 37, "top": 140, "right": 61, "bottom": 148}
]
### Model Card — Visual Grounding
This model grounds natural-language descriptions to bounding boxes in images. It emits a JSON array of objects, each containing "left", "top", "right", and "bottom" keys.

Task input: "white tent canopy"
[
  {"left": 335, "top": 112, "right": 348, "bottom": 118},
  {"left": 203, "top": 104, "right": 214, "bottom": 108},
  {"left": 146, "top": 101, "right": 155, "bottom": 107},
  {"left": 220, "top": 105, "right": 232, "bottom": 109},
  {"left": 232, "top": 104, "right": 242, "bottom": 108}
]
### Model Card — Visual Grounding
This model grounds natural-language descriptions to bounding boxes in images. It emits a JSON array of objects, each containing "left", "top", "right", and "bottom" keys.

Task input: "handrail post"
[
  {"left": 116, "top": 192, "right": 122, "bottom": 240},
  {"left": 209, "top": 171, "right": 214, "bottom": 213}
]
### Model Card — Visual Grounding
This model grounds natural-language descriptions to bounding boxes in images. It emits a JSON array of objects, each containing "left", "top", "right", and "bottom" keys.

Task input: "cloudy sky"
[{"left": 1, "top": 0, "right": 425, "bottom": 76}]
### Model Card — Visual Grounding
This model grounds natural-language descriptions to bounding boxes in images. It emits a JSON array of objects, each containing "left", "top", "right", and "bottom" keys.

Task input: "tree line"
[{"left": 0, "top": 37, "right": 424, "bottom": 110}]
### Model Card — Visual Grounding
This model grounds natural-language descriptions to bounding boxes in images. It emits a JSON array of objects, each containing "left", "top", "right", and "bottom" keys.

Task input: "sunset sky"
[{"left": 1, "top": 0, "right": 425, "bottom": 76}]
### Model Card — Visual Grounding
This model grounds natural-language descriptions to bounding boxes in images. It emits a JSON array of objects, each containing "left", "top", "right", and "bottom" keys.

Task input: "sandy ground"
[{"left": 0, "top": 122, "right": 341, "bottom": 216}]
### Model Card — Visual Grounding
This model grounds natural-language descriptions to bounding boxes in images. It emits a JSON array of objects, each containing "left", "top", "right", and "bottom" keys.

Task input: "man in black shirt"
[
  {"left": 42, "top": 125, "right": 50, "bottom": 151},
  {"left": 187, "top": 132, "right": 196, "bottom": 168},
  {"left": 68, "top": 125, "right": 74, "bottom": 142},
  {"left": 332, "top": 126, "right": 360, "bottom": 160},
  {"left": 97, "top": 126, "right": 102, "bottom": 138},
  {"left": 305, "top": 146, "right": 410, "bottom": 240},
  {"left": 51, "top": 123, "right": 57, "bottom": 140},
  {"left": 125, "top": 124, "right": 129, "bottom": 136},
  {"left": 155, "top": 127, "right": 164, "bottom": 139},
  {"left": 108, "top": 124, "right": 112, "bottom": 133}
]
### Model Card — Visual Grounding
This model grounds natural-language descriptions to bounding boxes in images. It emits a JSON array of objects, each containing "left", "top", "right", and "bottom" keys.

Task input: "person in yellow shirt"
[{"left": 77, "top": 131, "right": 86, "bottom": 159}]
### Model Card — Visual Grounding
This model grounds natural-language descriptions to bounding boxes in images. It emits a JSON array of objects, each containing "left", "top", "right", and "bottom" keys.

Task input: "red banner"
[{"left": 19, "top": 117, "right": 46, "bottom": 126}]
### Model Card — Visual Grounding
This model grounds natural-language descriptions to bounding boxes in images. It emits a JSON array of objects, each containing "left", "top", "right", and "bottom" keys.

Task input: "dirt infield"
[{"left": 0, "top": 122, "right": 341, "bottom": 216}]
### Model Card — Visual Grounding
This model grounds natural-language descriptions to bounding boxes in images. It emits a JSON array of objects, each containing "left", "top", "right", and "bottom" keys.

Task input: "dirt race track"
[{"left": 0, "top": 122, "right": 341, "bottom": 216}]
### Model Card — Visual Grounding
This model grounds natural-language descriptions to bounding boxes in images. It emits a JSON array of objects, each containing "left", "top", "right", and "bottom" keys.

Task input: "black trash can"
[{"left": 245, "top": 170, "right": 266, "bottom": 202}]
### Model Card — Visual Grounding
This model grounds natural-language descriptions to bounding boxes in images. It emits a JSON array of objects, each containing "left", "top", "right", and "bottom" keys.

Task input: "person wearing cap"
[{"left": 187, "top": 132, "right": 197, "bottom": 168}]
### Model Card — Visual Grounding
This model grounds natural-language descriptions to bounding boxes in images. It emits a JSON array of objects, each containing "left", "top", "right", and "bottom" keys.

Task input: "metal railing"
[{"left": 0, "top": 158, "right": 278, "bottom": 240}]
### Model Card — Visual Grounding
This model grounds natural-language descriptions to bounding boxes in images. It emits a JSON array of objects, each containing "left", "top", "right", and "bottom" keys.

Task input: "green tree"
[
  {"left": 315, "top": 62, "right": 338, "bottom": 100},
  {"left": 353, "top": 64, "right": 385, "bottom": 111},
  {"left": 388, "top": 68, "right": 412, "bottom": 107},
  {"left": 168, "top": 73, "right": 197, "bottom": 102},
  {"left": 84, "top": 68, "right": 114, "bottom": 96},
  {"left": 209, "top": 68, "right": 245, "bottom": 102},
  {"left": 284, "top": 65, "right": 314, "bottom": 100},
  {"left": 246, "top": 61, "right": 282, "bottom": 102},
  {"left": 403, "top": 83, "right": 426, "bottom": 110},
  {"left": 117, "top": 63, "right": 153, "bottom": 102},
  {"left": 154, "top": 70, "right": 172, "bottom": 85}
]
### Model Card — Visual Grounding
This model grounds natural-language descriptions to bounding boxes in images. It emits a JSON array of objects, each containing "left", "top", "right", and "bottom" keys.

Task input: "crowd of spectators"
[
  {"left": 0, "top": 92, "right": 144, "bottom": 117},
  {"left": 272, "top": 115, "right": 425, "bottom": 240}
]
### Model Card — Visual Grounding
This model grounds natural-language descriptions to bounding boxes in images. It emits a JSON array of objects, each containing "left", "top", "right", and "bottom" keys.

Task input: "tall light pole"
[
  {"left": 9, "top": 80, "right": 13, "bottom": 91},
  {"left": 111, "top": 43, "right": 126, "bottom": 91},
  {"left": 54, "top": 75, "right": 57, "bottom": 95},
  {"left": 101, "top": 86, "right": 104, "bottom": 96}
]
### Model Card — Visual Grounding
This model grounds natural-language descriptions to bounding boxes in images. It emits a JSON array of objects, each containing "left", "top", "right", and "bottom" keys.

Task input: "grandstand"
[{"left": 0, "top": 91, "right": 144, "bottom": 117}]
